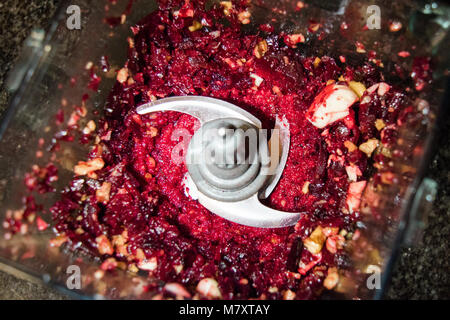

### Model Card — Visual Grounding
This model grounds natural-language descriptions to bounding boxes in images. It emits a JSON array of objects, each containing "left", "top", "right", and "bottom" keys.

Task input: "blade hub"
[{"left": 187, "top": 118, "right": 270, "bottom": 202}]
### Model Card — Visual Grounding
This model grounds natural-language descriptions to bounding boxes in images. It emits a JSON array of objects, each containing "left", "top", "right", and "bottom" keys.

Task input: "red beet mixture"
[{"left": 6, "top": 0, "right": 432, "bottom": 299}]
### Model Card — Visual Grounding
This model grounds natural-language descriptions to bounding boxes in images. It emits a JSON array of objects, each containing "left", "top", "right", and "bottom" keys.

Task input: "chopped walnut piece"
[
  {"left": 117, "top": 68, "right": 129, "bottom": 84},
  {"left": 119, "top": 231, "right": 130, "bottom": 245},
  {"left": 100, "top": 257, "right": 118, "bottom": 270},
  {"left": 128, "top": 264, "right": 139, "bottom": 273},
  {"left": 367, "top": 82, "right": 390, "bottom": 96},
  {"left": 344, "top": 140, "right": 357, "bottom": 152},
  {"left": 197, "top": 278, "right": 222, "bottom": 299},
  {"left": 272, "top": 85, "right": 281, "bottom": 95},
  {"left": 359, "top": 139, "right": 379, "bottom": 157},
  {"left": 377, "top": 82, "right": 390, "bottom": 96},
  {"left": 361, "top": 95, "right": 371, "bottom": 104},
  {"left": 83, "top": 120, "right": 96, "bottom": 135},
  {"left": 12, "top": 209, "right": 24, "bottom": 221},
  {"left": 324, "top": 267, "right": 339, "bottom": 290},
  {"left": 345, "top": 164, "right": 362, "bottom": 182},
  {"left": 67, "top": 111, "right": 80, "bottom": 127},
  {"left": 322, "top": 227, "right": 339, "bottom": 237},
  {"left": 223, "top": 57, "right": 239, "bottom": 69},
  {"left": 74, "top": 158, "right": 105, "bottom": 176},
  {"left": 116, "top": 244, "right": 129, "bottom": 257},
  {"left": 378, "top": 147, "right": 391, "bottom": 159},
  {"left": 220, "top": 1, "right": 232, "bottom": 15},
  {"left": 309, "top": 22, "right": 320, "bottom": 32},
  {"left": 174, "top": 264, "right": 183, "bottom": 274},
  {"left": 302, "top": 181, "right": 310, "bottom": 194},
  {"left": 296, "top": 1, "right": 305, "bottom": 9},
  {"left": 96, "top": 234, "right": 114, "bottom": 255},
  {"left": 283, "top": 289, "right": 296, "bottom": 300},
  {"left": 346, "top": 181, "right": 367, "bottom": 213},
  {"left": 326, "top": 235, "right": 345, "bottom": 254},
  {"left": 96, "top": 182, "right": 112, "bottom": 203},
  {"left": 313, "top": 57, "right": 321, "bottom": 68},
  {"left": 268, "top": 286, "right": 278, "bottom": 293},
  {"left": 254, "top": 40, "right": 268, "bottom": 59},
  {"left": 238, "top": 10, "right": 251, "bottom": 24},
  {"left": 148, "top": 156, "right": 156, "bottom": 169},
  {"left": 188, "top": 20, "right": 202, "bottom": 32},
  {"left": 147, "top": 126, "right": 158, "bottom": 137},
  {"left": 87, "top": 172, "right": 98, "bottom": 180},
  {"left": 285, "top": 34, "right": 305, "bottom": 48},
  {"left": 135, "top": 248, "right": 146, "bottom": 261},
  {"left": 348, "top": 81, "right": 366, "bottom": 97},
  {"left": 303, "top": 226, "right": 326, "bottom": 254},
  {"left": 375, "top": 119, "right": 386, "bottom": 131}
]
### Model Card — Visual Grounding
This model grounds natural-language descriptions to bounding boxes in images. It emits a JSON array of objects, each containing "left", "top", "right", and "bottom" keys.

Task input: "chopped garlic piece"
[
  {"left": 250, "top": 73, "right": 264, "bottom": 87},
  {"left": 254, "top": 40, "right": 268, "bottom": 58},
  {"left": 197, "top": 278, "right": 222, "bottom": 299},
  {"left": 96, "top": 182, "right": 112, "bottom": 203},
  {"left": 324, "top": 267, "right": 339, "bottom": 290},
  {"left": 306, "top": 84, "right": 358, "bottom": 129}
]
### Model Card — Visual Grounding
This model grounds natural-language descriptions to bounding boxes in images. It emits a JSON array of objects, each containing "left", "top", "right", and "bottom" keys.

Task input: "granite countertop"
[{"left": 0, "top": 0, "right": 448, "bottom": 300}]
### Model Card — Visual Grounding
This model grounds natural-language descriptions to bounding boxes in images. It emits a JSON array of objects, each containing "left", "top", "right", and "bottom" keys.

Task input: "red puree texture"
[{"left": 45, "top": 0, "right": 430, "bottom": 299}]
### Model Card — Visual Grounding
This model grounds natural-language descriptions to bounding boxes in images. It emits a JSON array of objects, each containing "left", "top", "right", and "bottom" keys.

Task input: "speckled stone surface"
[
  {"left": 385, "top": 109, "right": 450, "bottom": 300},
  {"left": 0, "top": 0, "right": 448, "bottom": 300},
  {"left": 0, "top": 0, "right": 66, "bottom": 300}
]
